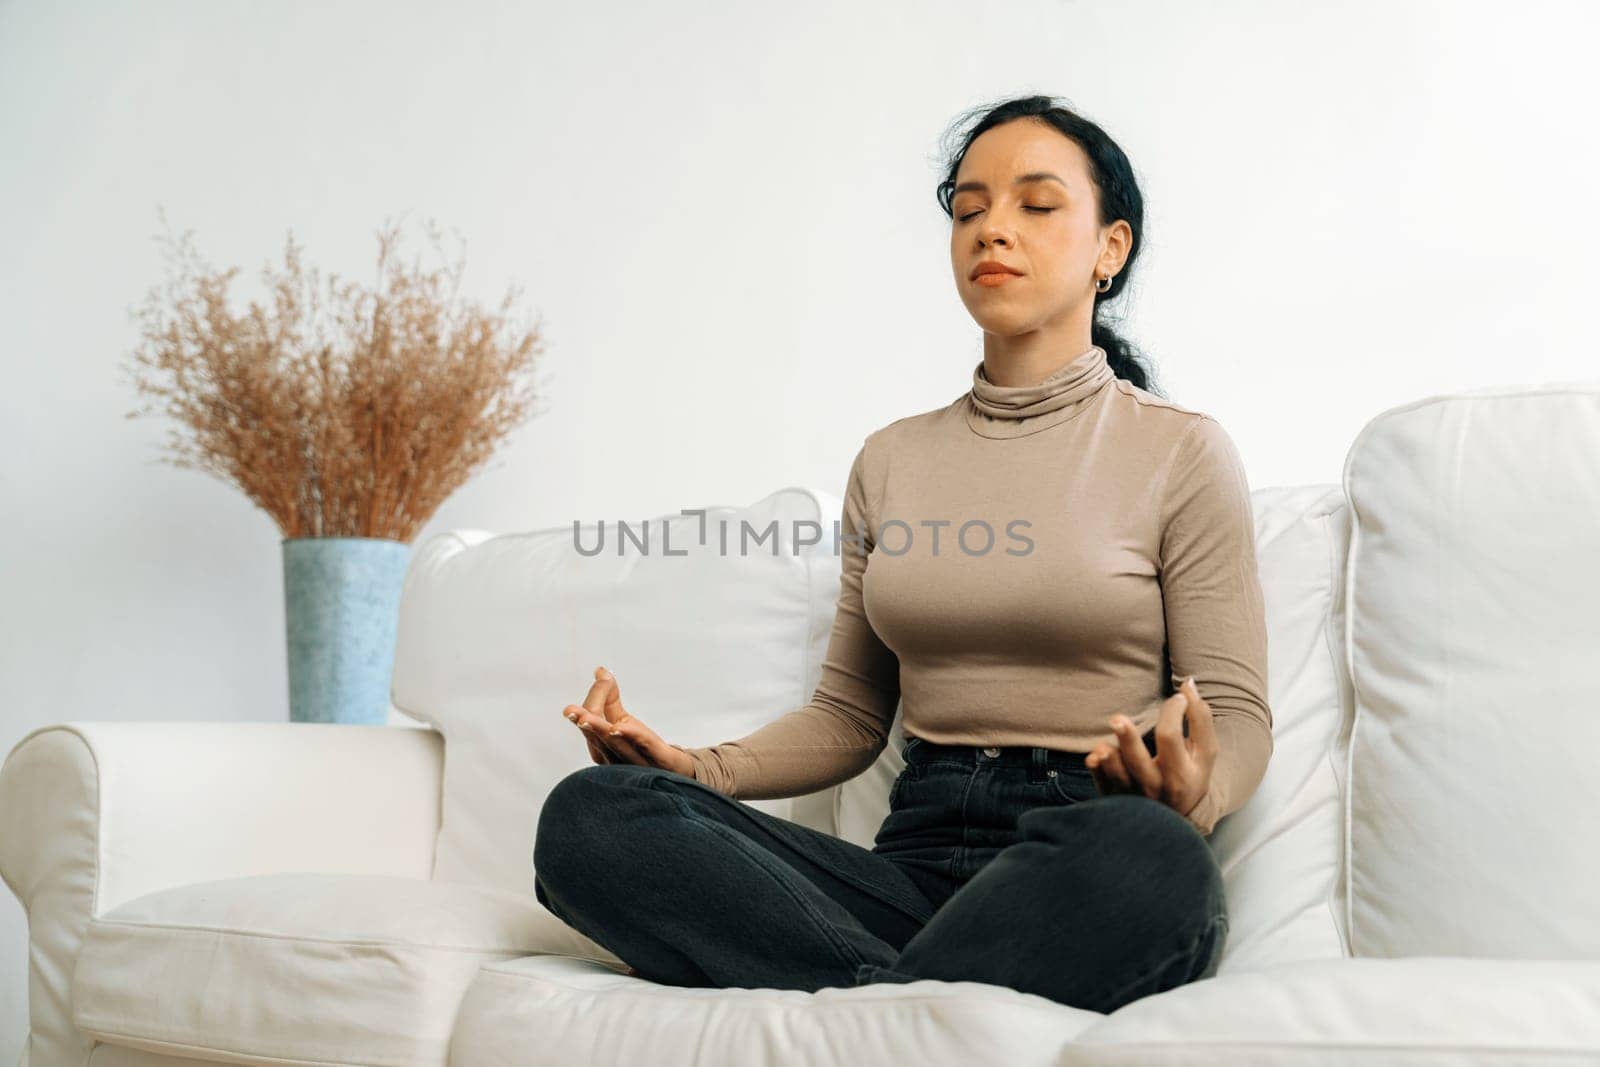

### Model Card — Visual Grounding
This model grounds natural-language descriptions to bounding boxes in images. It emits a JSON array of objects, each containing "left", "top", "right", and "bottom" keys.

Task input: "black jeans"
[{"left": 532, "top": 736, "right": 1228, "bottom": 1013}]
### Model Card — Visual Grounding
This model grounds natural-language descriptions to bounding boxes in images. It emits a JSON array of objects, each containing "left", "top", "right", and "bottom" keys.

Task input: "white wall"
[{"left": 2, "top": 0, "right": 1597, "bottom": 1051}]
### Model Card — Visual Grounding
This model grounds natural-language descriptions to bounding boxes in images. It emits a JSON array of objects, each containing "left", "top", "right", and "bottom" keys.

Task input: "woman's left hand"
[{"left": 1086, "top": 676, "right": 1217, "bottom": 818}]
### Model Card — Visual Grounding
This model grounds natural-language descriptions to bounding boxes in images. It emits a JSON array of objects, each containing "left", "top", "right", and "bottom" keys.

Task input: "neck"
[
  {"left": 965, "top": 343, "right": 1115, "bottom": 439},
  {"left": 978, "top": 337, "right": 1094, "bottom": 388}
]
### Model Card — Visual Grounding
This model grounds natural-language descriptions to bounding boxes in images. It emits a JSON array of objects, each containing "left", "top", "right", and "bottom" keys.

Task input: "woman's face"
[{"left": 948, "top": 119, "right": 1129, "bottom": 339}]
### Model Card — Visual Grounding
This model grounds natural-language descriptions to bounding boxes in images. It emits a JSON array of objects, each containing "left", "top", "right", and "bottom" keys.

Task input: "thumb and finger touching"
[
  {"left": 1090, "top": 684, "right": 1198, "bottom": 802},
  {"left": 565, "top": 667, "right": 677, "bottom": 770}
]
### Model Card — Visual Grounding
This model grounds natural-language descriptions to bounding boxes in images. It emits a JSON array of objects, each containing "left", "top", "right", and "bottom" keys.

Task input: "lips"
[{"left": 971, "top": 261, "right": 1023, "bottom": 281}]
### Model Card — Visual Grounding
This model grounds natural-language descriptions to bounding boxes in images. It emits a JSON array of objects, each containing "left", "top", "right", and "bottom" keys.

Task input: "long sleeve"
[
  {"left": 673, "top": 442, "right": 902, "bottom": 799},
  {"left": 1156, "top": 416, "right": 1273, "bottom": 836}
]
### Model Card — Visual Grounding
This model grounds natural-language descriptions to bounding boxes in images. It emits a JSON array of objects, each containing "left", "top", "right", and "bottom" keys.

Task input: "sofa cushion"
[
  {"left": 833, "top": 485, "right": 1353, "bottom": 976},
  {"left": 449, "top": 953, "right": 1100, "bottom": 1067},
  {"left": 1064, "top": 957, "right": 1600, "bottom": 1065},
  {"left": 71, "top": 872, "right": 621, "bottom": 1066},
  {"left": 1206, "top": 485, "right": 1350, "bottom": 972},
  {"left": 1342, "top": 384, "right": 1600, "bottom": 957},
  {"left": 389, "top": 487, "right": 845, "bottom": 896}
]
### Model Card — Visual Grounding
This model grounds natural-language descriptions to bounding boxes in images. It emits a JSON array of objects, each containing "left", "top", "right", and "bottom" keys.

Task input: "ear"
[{"left": 1097, "top": 218, "right": 1133, "bottom": 279}]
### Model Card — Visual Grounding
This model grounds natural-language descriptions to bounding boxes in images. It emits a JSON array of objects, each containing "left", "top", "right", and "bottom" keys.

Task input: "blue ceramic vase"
[{"left": 282, "top": 537, "right": 413, "bottom": 724}]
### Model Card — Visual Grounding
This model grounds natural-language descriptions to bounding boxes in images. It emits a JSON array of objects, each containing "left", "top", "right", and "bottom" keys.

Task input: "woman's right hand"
[{"left": 561, "top": 665, "right": 696, "bottom": 779}]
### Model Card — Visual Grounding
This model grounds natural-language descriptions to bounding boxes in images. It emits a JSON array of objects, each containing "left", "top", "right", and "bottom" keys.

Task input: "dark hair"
[{"left": 935, "top": 94, "right": 1161, "bottom": 397}]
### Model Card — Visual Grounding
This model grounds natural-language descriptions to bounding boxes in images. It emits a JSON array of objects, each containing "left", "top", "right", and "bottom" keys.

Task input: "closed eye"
[{"left": 957, "top": 207, "right": 1057, "bottom": 222}]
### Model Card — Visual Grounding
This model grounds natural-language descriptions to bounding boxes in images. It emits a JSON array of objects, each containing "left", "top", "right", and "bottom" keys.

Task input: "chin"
[{"left": 964, "top": 305, "right": 1039, "bottom": 335}]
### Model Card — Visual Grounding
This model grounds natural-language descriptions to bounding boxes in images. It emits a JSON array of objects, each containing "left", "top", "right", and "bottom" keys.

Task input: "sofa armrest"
[
  {"left": 0, "top": 721, "right": 443, "bottom": 1067},
  {"left": 0, "top": 721, "right": 443, "bottom": 916},
  {"left": 0, "top": 716, "right": 441, "bottom": 1067},
  {"left": 0, "top": 719, "right": 445, "bottom": 970}
]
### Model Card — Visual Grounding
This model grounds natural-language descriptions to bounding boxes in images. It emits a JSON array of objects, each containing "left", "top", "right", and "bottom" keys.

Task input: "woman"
[{"left": 532, "top": 93, "right": 1271, "bottom": 1015}]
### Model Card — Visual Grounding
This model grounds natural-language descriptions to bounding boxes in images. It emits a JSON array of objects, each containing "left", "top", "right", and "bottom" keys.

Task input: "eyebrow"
[{"left": 952, "top": 171, "right": 1069, "bottom": 195}]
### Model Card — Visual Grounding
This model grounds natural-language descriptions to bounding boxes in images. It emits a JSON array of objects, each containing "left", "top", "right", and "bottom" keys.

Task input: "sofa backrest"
[
  {"left": 1338, "top": 383, "right": 1600, "bottom": 958},
  {"left": 390, "top": 486, "right": 846, "bottom": 896},
  {"left": 391, "top": 383, "right": 1599, "bottom": 967}
]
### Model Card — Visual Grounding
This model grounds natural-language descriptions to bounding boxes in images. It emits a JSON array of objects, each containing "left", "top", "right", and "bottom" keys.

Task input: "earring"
[{"left": 1095, "top": 275, "right": 1112, "bottom": 293}]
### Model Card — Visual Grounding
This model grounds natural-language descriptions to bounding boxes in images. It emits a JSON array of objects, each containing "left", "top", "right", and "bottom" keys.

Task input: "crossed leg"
[
  {"left": 533, "top": 762, "right": 938, "bottom": 992},
  {"left": 856, "top": 792, "right": 1229, "bottom": 1013},
  {"left": 534, "top": 764, "right": 1226, "bottom": 1011}
]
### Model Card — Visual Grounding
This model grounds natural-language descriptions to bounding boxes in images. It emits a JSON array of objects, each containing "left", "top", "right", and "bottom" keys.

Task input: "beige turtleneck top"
[{"left": 674, "top": 344, "right": 1272, "bottom": 836}]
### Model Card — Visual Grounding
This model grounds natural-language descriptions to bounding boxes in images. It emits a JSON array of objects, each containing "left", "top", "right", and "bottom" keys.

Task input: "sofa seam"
[
  {"left": 71, "top": 1023, "right": 415, "bottom": 1067},
  {"left": 1317, "top": 500, "right": 1355, "bottom": 958},
  {"left": 472, "top": 962, "right": 1088, "bottom": 1015},
  {"left": 1339, "top": 410, "right": 1372, "bottom": 956},
  {"left": 1075, "top": 1038, "right": 1600, "bottom": 1056},
  {"left": 86, "top": 917, "right": 543, "bottom": 956}
]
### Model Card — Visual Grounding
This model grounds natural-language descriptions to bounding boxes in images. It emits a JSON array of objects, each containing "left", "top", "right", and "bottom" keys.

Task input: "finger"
[
  {"left": 583, "top": 731, "right": 614, "bottom": 765},
  {"left": 586, "top": 717, "right": 650, "bottom": 765},
  {"left": 1086, "top": 743, "right": 1112, "bottom": 794},
  {"left": 563, "top": 706, "right": 620, "bottom": 763},
  {"left": 580, "top": 667, "right": 613, "bottom": 720},
  {"left": 1153, "top": 691, "right": 1192, "bottom": 776},
  {"left": 565, "top": 704, "right": 644, "bottom": 764},
  {"left": 594, "top": 666, "right": 631, "bottom": 726},
  {"left": 1087, "top": 741, "right": 1132, "bottom": 793},
  {"left": 1102, "top": 744, "right": 1133, "bottom": 791},
  {"left": 576, "top": 712, "right": 621, "bottom": 765},
  {"left": 1181, "top": 676, "right": 1219, "bottom": 762},
  {"left": 576, "top": 668, "right": 647, "bottom": 763},
  {"left": 583, "top": 665, "right": 633, "bottom": 729},
  {"left": 1112, "top": 716, "right": 1163, "bottom": 798},
  {"left": 596, "top": 712, "right": 673, "bottom": 766},
  {"left": 591, "top": 667, "right": 671, "bottom": 765}
]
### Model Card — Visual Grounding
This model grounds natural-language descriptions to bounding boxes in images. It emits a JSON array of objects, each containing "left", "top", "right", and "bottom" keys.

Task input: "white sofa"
[{"left": 3, "top": 382, "right": 1598, "bottom": 1066}]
